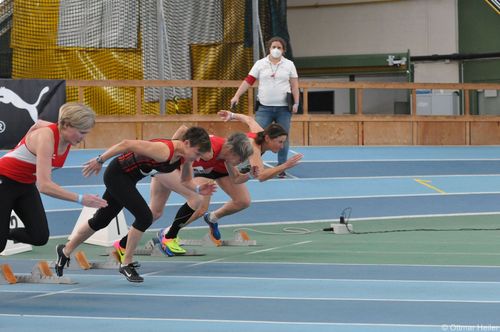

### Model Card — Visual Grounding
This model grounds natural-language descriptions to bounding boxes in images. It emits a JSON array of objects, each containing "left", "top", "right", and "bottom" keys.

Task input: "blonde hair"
[
  {"left": 58, "top": 102, "right": 96, "bottom": 131},
  {"left": 225, "top": 132, "right": 254, "bottom": 162}
]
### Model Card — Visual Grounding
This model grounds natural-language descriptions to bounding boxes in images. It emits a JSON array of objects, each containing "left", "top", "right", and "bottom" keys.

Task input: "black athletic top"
[{"left": 117, "top": 139, "right": 181, "bottom": 181}]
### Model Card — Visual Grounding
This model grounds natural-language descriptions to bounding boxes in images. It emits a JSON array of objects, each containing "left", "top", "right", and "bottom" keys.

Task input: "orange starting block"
[
  {"left": 1, "top": 264, "right": 17, "bottom": 284},
  {"left": 73, "top": 250, "right": 119, "bottom": 270},
  {"left": 0, "top": 261, "right": 76, "bottom": 284}
]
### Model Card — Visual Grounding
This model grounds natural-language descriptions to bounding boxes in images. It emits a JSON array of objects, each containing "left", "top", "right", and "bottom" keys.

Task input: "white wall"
[
  {"left": 287, "top": 0, "right": 460, "bottom": 82},
  {"left": 413, "top": 61, "right": 460, "bottom": 83}
]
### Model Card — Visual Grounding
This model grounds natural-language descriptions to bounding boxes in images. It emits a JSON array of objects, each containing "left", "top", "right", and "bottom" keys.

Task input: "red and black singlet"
[{"left": 117, "top": 139, "right": 181, "bottom": 180}]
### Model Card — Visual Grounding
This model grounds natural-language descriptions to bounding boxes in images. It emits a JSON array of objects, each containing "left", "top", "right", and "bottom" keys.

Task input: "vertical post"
[
  {"left": 192, "top": 87, "right": 198, "bottom": 114},
  {"left": 302, "top": 88, "right": 308, "bottom": 115},
  {"left": 356, "top": 88, "right": 363, "bottom": 145},
  {"left": 157, "top": 0, "right": 166, "bottom": 115},
  {"left": 252, "top": 0, "right": 260, "bottom": 63},
  {"left": 349, "top": 75, "right": 355, "bottom": 114},
  {"left": 248, "top": 88, "right": 254, "bottom": 115},
  {"left": 464, "top": 89, "right": 471, "bottom": 145},
  {"left": 356, "top": 88, "right": 363, "bottom": 115},
  {"left": 411, "top": 88, "right": 417, "bottom": 145},
  {"left": 78, "top": 86, "right": 84, "bottom": 103},
  {"left": 464, "top": 89, "right": 470, "bottom": 116},
  {"left": 135, "top": 87, "right": 142, "bottom": 115}
]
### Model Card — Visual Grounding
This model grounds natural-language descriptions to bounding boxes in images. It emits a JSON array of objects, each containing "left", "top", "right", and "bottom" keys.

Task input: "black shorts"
[{"left": 194, "top": 170, "right": 228, "bottom": 180}]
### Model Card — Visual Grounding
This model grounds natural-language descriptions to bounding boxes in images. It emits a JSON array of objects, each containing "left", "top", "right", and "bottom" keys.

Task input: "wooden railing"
[{"left": 66, "top": 80, "right": 500, "bottom": 147}]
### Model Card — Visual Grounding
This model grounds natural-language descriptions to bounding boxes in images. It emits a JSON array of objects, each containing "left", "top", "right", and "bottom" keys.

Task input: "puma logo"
[{"left": 0, "top": 86, "right": 50, "bottom": 123}]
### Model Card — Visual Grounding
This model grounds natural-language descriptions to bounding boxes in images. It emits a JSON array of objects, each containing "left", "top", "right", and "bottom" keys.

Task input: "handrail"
[
  {"left": 65, "top": 80, "right": 500, "bottom": 146},
  {"left": 66, "top": 79, "right": 500, "bottom": 117},
  {"left": 67, "top": 79, "right": 500, "bottom": 90}
]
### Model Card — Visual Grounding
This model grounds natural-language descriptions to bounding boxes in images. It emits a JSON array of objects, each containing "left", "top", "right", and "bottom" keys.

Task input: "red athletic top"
[
  {"left": 192, "top": 135, "right": 227, "bottom": 174},
  {"left": 117, "top": 139, "right": 180, "bottom": 178},
  {"left": 0, "top": 123, "right": 70, "bottom": 184}
]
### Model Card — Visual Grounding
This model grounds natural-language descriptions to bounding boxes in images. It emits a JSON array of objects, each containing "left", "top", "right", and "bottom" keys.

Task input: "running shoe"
[
  {"left": 55, "top": 244, "right": 70, "bottom": 277},
  {"left": 113, "top": 240, "right": 126, "bottom": 264},
  {"left": 161, "top": 237, "right": 186, "bottom": 255},
  {"left": 119, "top": 262, "right": 143, "bottom": 283},
  {"left": 203, "top": 212, "right": 221, "bottom": 241},
  {"left": 156, "top": 228, "right": 167, "bottom": 244},
  {"left": 156, "top": 229, "right": 173, "bottom": 256}
]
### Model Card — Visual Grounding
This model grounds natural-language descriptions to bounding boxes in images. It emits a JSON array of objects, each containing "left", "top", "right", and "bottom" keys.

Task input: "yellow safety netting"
[{"left": 11, "top": 0, "right": 253, "bottom": 116}]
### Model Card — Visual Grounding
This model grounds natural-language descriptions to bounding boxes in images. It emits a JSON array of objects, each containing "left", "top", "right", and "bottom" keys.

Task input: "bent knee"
[
  {"left": 32, "top": 235, "right": 49, "bottom": 246},
  {"left": 194, "top": 205, "right": 208, "bottom": 219},
  {"left": 234, "top": 198, "right": 251, "bottom": 211},
  {"left": 151, "top": 209, "right": 163, "bottom": 222},
  {"left": 187, "top": 196, "right": 203, "bottom": 210},
  {"left": 132, "top": 211, "right": 154, "bottom": 232}
]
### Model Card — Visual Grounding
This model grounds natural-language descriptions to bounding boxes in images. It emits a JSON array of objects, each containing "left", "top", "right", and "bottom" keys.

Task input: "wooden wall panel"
[
  {"left": 290, "top": 122, "right": 305, "bottom": 145},
  {"left": 205, "top": 122, "right": 248, "bottom": 137},
  {"left": 84, "top": 122, "right": 137, "bottom": 148},
  {"left": 471, "top": 122, "right": 500, "bottom": 145},
  {"left": 83, "top": 119, "right": 500, "bottom": 148},
  {"left": 363, "top": 121, "right": 412, "bottom": 145},
  {"left": 142, "top": 122, "right": 195, "bottom": 140},
  {"left": 308, "top": 122, "right": 358, "bottom": 145},
  {"left": 417, "top": 122, "right": 466, "bottom": 145},
  {"left": 143, "top": 121, "right": 250, "bottom": 141}
]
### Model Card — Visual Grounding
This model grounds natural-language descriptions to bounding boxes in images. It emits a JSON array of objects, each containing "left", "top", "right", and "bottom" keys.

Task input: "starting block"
[
  {"left": 179, "top": 230, "right": 257, "bottom": 247},
  {"left": 0, "top": 264, "right": 17, "bottom": 284},
  {"left": 0, "top": 261, "right": 76, "bottom": 285},
  {"left": 73, "top": 250, "right": 119, "bottom": 270},
  {"left": 133, "top": 239, "right": 205, "bottom": 257}
]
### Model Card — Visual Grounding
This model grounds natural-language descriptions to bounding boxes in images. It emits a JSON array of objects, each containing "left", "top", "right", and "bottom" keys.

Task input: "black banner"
[{"left": 0, "top": 79, "right": 66, "bottom": 149}]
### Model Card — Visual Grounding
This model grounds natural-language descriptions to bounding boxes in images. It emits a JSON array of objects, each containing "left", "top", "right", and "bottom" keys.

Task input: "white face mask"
[{"left": 270, "top": 48, "right": 282, "bottom": 59}]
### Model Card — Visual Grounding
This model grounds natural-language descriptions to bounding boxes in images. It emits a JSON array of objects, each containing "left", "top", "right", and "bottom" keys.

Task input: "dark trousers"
[
  {"left": 0, "top": 175, "right": 49, "bottom": 253},
  {"left": 88, "top": 158, "right": 153, "bottom": 233}
]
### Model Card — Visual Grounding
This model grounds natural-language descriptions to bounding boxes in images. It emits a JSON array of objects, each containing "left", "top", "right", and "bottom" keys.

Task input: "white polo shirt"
[{"left": 248, "top": 55, "right": 298, "bottom": 107}]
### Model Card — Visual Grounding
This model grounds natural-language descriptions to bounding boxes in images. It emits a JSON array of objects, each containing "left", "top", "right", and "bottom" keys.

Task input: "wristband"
[
  {"left": 229, "top": 112, "right": 235, "bottom": 120},
  {"left": 195, "top": 185, "right": 201, "bottom": 194},
  {"left": 96, "top": 155, "right": 104, "bottom": 164},
  {"left": 77, "top": 194, "right": 83, "bottom": 204}
]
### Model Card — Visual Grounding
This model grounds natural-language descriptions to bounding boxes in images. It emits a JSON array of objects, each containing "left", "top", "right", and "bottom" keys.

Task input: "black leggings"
[
  {"left": 0, "top": 175, "right": 49, "bottom": 253},
  {"left": 88, "top": 158, "right": 153, "bottom": 233}
]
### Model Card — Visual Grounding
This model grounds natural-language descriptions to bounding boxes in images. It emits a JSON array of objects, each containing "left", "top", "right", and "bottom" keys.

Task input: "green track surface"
[{"left": 6, "top": 215, "right": 500, "bottom": 266}]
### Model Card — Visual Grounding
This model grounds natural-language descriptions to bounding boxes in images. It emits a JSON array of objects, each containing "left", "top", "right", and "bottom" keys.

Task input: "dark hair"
[
  {"left": 266, "top": 36, "right": 287, "bottom": 54},
  {"left": 182, "top": 127, "right": 211, "bottom": 153},
  {"left": 255, "top": 123, "right": 288, "bottom": 146}
]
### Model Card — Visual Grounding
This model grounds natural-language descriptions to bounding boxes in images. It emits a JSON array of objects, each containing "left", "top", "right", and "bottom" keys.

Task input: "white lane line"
[
  {"left": 28, "top": 287, "right": 84, "bottom": 300},
  {"left": 0, "top": 314, "right": 453, "bottom": 329},
  {"left": 186, "top": 258, "right": 227, "bottom": 267},
  {"left": 3, "top": 289, "right": 500, "bottom": 304},
  {"left": 4, "top": 274, "right": 500, "bottom": 284},
  {"left": 245, "top": 241, "right": 312, "bottom": 255}
]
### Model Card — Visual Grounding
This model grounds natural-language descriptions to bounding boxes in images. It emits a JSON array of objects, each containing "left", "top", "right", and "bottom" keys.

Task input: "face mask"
[{"left": 270, "top": 48, "right": 282, "bottom": 59}]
